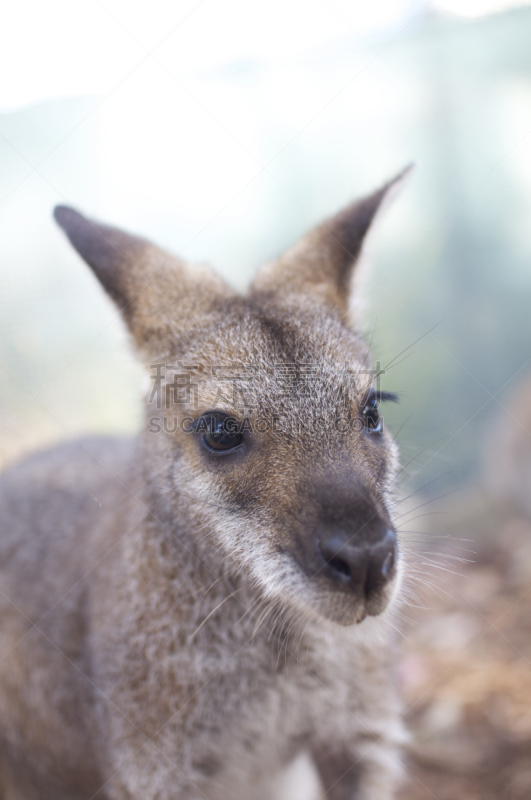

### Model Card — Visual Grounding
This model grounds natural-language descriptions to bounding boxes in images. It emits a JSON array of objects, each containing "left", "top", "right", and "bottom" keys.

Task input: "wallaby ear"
[
  {"left": 53, "top": 207, "right": 233, "bottom": 356},
  {"left": 251, "top": 165, "right": 413, "bottom": 318}
]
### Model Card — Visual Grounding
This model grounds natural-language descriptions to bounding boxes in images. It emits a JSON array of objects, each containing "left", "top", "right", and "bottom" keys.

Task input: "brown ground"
[{"left": 397, "top": 494, "right": 531, "bottom": 800}]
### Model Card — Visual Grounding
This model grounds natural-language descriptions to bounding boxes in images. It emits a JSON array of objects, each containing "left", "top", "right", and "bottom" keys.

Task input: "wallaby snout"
[
  {"left": 318, "top": 525, "right": 397, "bottom": 612},
  {"left": 293, "top": 476, "right": 398, "bottom": 623}
]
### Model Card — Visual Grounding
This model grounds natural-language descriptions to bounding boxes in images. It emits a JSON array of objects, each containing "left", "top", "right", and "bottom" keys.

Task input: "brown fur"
[{"left": 0, "top": 170, "right": 410, "bottom": 800}]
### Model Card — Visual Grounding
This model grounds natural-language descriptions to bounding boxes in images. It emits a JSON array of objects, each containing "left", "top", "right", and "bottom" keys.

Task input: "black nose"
[{"left": 318, "top": 528, "right": 397, "bottom": 599}]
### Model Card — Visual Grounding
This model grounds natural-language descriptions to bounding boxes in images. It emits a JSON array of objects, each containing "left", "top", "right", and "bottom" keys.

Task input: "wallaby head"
[{"left": 54, "top": 169, "right": 410, "bottom": 628}]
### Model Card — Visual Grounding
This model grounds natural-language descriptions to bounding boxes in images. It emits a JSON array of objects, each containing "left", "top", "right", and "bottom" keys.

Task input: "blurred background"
[{"left": 2, "top": 1, "right": 531, "bottom": 798}]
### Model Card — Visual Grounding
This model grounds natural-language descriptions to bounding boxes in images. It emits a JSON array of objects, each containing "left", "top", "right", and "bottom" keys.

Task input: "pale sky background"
[{"left": 0, "top": 0, "right": 529, "bottom": 114}]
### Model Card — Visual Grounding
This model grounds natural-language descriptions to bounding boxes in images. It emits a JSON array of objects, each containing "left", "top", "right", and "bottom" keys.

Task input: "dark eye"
[
  {"left": 362, "top": 397, "right": 383, "bottom": 433},
  {"left": 195, "top": 413, "right": 244, "bottom": 453}
]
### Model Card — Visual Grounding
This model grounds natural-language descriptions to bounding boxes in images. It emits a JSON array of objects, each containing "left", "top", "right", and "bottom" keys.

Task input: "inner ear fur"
[
  {"left": 54, "top": 206, "right": 233, "bottom": 356},
  {"left": 251, "top": 166, "right": 412, "bottom": 317}
]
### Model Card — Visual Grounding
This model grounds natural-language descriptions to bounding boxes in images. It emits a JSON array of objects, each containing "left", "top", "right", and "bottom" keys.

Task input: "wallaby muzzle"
[{"left": 318, "top": 525, "right": 397, "bottom": 610}]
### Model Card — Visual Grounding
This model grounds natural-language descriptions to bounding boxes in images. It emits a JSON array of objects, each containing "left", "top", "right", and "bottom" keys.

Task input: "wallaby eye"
[
  {"left": 360, "top": 390, "right": 398, "bottom": 434},
  {"left": 362, "top": 398, "right": 382, "bottom": 433},
  {"left": 193, "top": 413, "right": 244, "bottom": 453}
]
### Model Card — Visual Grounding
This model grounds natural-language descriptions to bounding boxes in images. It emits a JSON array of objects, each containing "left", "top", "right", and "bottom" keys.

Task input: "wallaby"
[{"left": 0, "top": 170, "right": 410, "bottom": 800}]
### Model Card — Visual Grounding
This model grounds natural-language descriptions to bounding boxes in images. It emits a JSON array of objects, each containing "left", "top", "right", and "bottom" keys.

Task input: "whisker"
[{"left": 188, "top": 588, "right": 243, "bottom": 641}]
